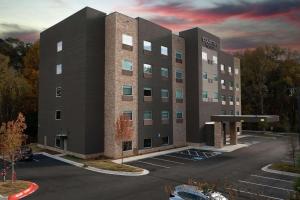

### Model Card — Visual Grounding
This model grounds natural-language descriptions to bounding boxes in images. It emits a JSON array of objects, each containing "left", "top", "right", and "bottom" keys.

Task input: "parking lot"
[
  {"left": 128, "top": 149, "right": 222, "bottom": 171},
  {"left": 228, "top": 170, "right": 296, "bottom": 200}
]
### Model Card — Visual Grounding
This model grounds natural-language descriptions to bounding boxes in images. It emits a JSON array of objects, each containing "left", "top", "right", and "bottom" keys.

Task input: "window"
[
  {"left": 228, "top": 66, "right": 232, "bottom": 74},
  {"left": 55, "top": 137, "right": 61, "bottom": 148},
  {"left": 161, "top": 46, "right": 168, "bottom": 56},
  {"left": 144, "top": 87, "right": 152, "bottom": 97},
  {"left": 122, "top": 59, "right": 133, "bottom": 71},
  {"left": 229, "top": 81, "right": 234, "bottom": 90},
  {"left": 144, "top": 139, "right": 152, "bottom": 148},
  {"left": 202, "top": 72, "right": 208, "bottom": 80},
  {"left": 56, "top": 64, "right": 62, "bottom": 75},
  {"left": 176, "top": 112, "right": 183, "bottom": 119},
  {"left": 176, "top": 89, "right": 183, "bottom": 100},
  {"left": 144, "top": 111, "right": 152, "bottom": 120},
  {"left": 221, "top": 110, "right": 226, "bottom": 115},
  {"left": 229, "top": 96, "right": 234, "bottom": 105},
  {"left": 56, "top": 87, "right": 62, "bottom": 97},
  {"left": 235, "top": 68, "right": 239, "bottom": 75},
  {"left": 161, "top": 111, "right": 169, "bottom": 120},
  {"left": 229, "top": 110, "right": 234, "bottom": 115},
  {"left": 221, "top": 79, "right": 226, "bottom": 88},
  {"left": 221, "top": 64, "right": 225, "bottom": 71},
  {"left": 236, "top": 111, "right": 240, "bottom": 115},
  {"left": 202, "top": 51, "right": 207, "bottom": 61},
  {"left": 176, "top": 51, "right": 183, "bottom": 63},
  {"left": 123, "top": 111, "right": 133, "bottom": 120},
  {"left": 123, "top": 85, "right": 132, "bottom": 96},
  {"left": 213, "top": 92, "right": 218, "bottom": 100},
  {"left": 202, "top": 91, "right": 208, "bottom": 99},
  {"left": 176, "top": 70, "right": 184, "bottom": 80},
  {"left": 122, "top": 34, "right": 132, "bottom": 46},
  {"left": 143, "top": 64, "right": 152, "bottom": 74},
  {"left": 162, "top": 137, "right": 169, "bottom": 145},
  {"left": 55, "top": 110, "right": 61, "bottom": 120},
  {"left": 57, "top": 41, "right": 62, "bottom": 52},
  {"left": 177, "top": 192, "right": 205, "bottom": 200},
  {"left": 213, "top": 56, "right": 218, "bottom": 64},
  {"left": 143, "top": 41, "right": 151, "bottom": 51},
  {"left": 161, "top": 89, "right": 169, "bottom": 98},
  {"left": 236, "top": 83, "right": 240, "bottom": 90},
  {"left": 213, "top": 74, "right": 218, "bottom": 81},
  {"left": 221, "top": 95, "right": 226, "bottom": 105},
  {"left": 161, "top": 67, "right": 168, "bottom": 78},
  {"left": 122, "top": 141, "right": 132, "bottom": 151}
]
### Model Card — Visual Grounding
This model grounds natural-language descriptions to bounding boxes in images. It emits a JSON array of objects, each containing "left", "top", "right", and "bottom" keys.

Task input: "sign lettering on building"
[{"left": 202, "top": 37, "right": 217, "bottom": 49}]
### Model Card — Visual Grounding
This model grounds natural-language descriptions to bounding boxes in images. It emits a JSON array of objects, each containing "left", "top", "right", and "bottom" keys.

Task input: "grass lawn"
[
  {"left": 29, "top": 143, "right": 60, "bottom": 155},
  {"left": 270, "top": 162, "right": 300, "bottom": 174},
  {"left": 0, "top": 180, "right": 30, "bottom": 196},
  {"left": 62, "top": 155, "right": 143, "bottom": 173}
]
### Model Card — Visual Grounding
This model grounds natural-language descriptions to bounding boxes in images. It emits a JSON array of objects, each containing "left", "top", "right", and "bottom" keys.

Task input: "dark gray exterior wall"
[
  {"left": 137, "top": 18, "right": 173, "bottom": 149},
  {"left": 38, "top": 7, "right": 106, "bottom": 155},
  {"left": 180, "top": 28, "right": 222, "bottom": 144},
  {"left": 179, "top": 28, "right": 200, "bottom": 143}
]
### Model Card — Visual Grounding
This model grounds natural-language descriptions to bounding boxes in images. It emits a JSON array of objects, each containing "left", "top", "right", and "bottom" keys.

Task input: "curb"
[
  {"left": 1, "top": 182, "right": 39, "bottom": 200},
  {"left": 36, "top": 152, "right": 149, "bottom": 176},
  {"left": 262, "top": 164, "right": 300, "bottom": 177}
]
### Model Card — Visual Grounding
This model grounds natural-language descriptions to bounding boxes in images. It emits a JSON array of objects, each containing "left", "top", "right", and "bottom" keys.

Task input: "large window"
[
  {"left": 161, "top": 67, "right": 168, "bottom": 78},
  {"left": 220, "top": 64, "right": 225, "bottom": 71},
  {"left": 144, "top": 111, "right": 152, "bottom": 120},
  {"left": 161, "top": 46, "right": 168, "bottom": 56},
  {"left": 122, "top": 141, "right": 132, "bottom": 151},
  {"left": 213, "top": 92, "right": 218, "bottom": 101},
  {"left": 228, "top": 66, "right": 232, "bottom": 74},
  {"left": 122, "top": 34, "right": 133, "bottom": 46},
  {"left": 176, "top": 111, "right": 183, "bottom": 119},
  {"left": 143, "top": 64, "right": 152, "bottom": 74},
  {"left": 122, "top": 85, "right": 132, "bottom": 96},
  {"left": 202, "top": 52, "right": 207, "bottom": 61},
  {"left": 176, "top": 89, "right": 183, "bottom": 100},
  {"left": 144, "top": 139, "right": 152, "bottom": 148},
  {"left": 176, "top": 69, "right": 184, "bottom": 81},
  {"left": 202, "top": 72, "right": 208, "bottom": 80},
  {"left": 143, "top": 41, "right": 152, "bottom": 51},
  {"left": 144, "top": 87, "right": 152, "bottom": 97},
  {"left": 176, "top": 51, "right": 183, "bottom": 63},
  {"left": 161, "top": 89, "right": 169, "bottom": 98},
  {"left": 213, "top": 74, "right": 218, "bottom": 81},
  {"left": 56, "top": 87, "right": 62, "bottom": 97},
  {"left": 161, "top": 111, "right": 169, "bottom": 120},
  {"left": 229, "top": 81, "right": 234, "bottom": 90},
  {"left": 213, "top": 56, "right": 218, "bottom": 64},
  {"left": 122, "top": 59, "right": 133, "bottom": 71},
  {"left": 202, "top": 91, "right": 208, "bottom": 99},
  {"left": 55, "top": 110, "right": 61, "bottom": 120},
  {"left": 221, "top": 79, "right": 226, "bottom": 89},
  {"left": 57, "top": 41, "right": 62, "bottom": 52},
  {"left": 56, "top": 64, "right": 62, "bottom": 75},
  {"left": 235, "top": 68, "right": 239, "bottom": 75},
  {"left": 123, "top": 111, "right": 133, "bottom": 120}
]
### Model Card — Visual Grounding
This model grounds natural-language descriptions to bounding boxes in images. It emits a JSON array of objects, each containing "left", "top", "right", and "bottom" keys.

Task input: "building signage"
[{"left": 202, "top": 37, "right": 217, "bottom": 49}]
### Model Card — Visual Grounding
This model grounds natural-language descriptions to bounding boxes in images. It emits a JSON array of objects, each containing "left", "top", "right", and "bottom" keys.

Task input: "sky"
[{"left": 0, "top": 0, "right": 300, "bottom": 52}]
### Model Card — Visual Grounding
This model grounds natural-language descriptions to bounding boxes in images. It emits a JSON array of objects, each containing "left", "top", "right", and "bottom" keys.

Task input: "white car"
[{"left": 169, "top": 185, "right": 227, "bottom": 200}]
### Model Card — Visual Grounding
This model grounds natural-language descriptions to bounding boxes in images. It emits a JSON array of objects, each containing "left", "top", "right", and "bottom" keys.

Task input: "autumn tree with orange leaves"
[
  {"left": 0, "top": 113, "right": 27, "bottom": 183},
  {"left": 116, "top": 115, "right": 133, "bottom": 164}
]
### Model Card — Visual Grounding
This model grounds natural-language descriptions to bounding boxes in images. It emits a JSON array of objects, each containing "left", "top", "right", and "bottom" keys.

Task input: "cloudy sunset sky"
[{"left": 1, "top": 0, "right": 300, "bottom": 51}]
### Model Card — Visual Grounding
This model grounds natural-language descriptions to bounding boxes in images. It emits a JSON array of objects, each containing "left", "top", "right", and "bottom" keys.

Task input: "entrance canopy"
[{"left": 211, "top": 115, "right": 279, "bottom": 123}]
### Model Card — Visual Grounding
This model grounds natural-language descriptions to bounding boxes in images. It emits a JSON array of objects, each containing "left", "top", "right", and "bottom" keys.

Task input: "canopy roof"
[{"left": 211, "top": 115, "right": 279, "bottom": 123}]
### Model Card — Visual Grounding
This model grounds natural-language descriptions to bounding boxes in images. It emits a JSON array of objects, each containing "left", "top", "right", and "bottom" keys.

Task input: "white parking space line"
[
  {"left": 150, "top": 157, "right": 184, "bottom": 164},
  {"left": 202, "top": 152, "right": 209, "bottom": 158},
  {"left": 239, "top": 180, "right": 295, "bottom": 192},
  {"left": 251, "top": 174, "right": 294, "bottom": 183},
  {"left": 227, "top": 188, "right": 284, "bottom": 200},
  {"left": 136, "top": 161, "right": 170, "bottom": 169},
  {"left": 162, "top": 154, "right": 196, "bottom": 161}
]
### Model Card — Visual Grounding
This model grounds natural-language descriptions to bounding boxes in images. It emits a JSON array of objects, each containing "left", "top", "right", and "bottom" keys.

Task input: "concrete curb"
[
  {"left": 262, "top": 164, "right": 300, "bottom": 177},
  {"left": 36, "top": 152, "right": 149, "bottom": 176}
]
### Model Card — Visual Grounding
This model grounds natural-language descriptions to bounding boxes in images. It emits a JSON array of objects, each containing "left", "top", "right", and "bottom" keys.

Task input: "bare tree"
[
  {"left": 115, "top": 115, "right": 133, "bottom": 164},
  {"left": 0, "top": 113, "right": 27, "bottom": 183}
]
